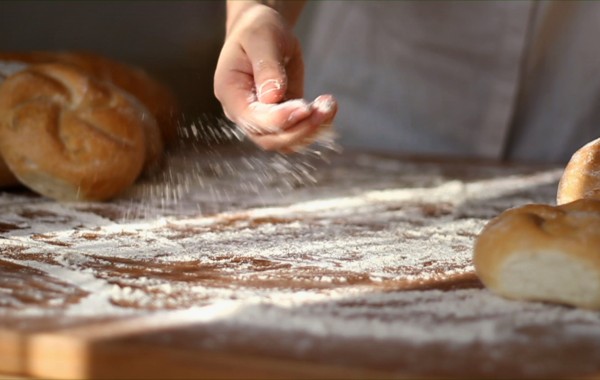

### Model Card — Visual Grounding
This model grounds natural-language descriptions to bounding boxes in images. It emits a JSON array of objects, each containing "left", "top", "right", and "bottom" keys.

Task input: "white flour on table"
[{"left": 1, "top": 150, "right": 598, "bottom": 378}]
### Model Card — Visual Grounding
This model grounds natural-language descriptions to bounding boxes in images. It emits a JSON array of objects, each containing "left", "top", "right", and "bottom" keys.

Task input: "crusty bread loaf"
[
  {"left": 0, "top": 63, "right": 161, "bottom": 201},
  {"left": 473, "top": 199, "right": 600, "bottom": 309},
  {"left": 0, "top": 51, "right": 179, "bottom": 144},
  {"left": 557, "top": 137, "right": 600, "bottom": 205}
]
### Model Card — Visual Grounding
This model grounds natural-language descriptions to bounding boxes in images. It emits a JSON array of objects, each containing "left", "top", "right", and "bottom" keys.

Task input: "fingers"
[
  {"left": 285, "top": 95, "right": 338, "bottom": 153},
  {"left": 248, "top": 95, "right": 338, "bottom": 152},
  {"left": 241, "top": 99, "right": 311, "bottom": 134}
]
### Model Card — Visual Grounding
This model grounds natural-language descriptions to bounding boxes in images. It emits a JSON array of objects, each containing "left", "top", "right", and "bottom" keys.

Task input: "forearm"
[{"left": 226, "top": 0, "right": 307, "bottom": 35}]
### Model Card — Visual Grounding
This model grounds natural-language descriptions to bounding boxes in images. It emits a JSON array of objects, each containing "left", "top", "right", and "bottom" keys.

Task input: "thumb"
[
  {"left": 244, "top": 35, "right": 289, "bottom": 104},
  {"left": 257, "top": 76, "right": 286, "bottom": 104}
]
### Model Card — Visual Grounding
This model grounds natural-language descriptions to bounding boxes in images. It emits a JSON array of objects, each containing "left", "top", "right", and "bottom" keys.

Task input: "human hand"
[{"left": 214, "top": 1, "right": 337, "bottom": 153}]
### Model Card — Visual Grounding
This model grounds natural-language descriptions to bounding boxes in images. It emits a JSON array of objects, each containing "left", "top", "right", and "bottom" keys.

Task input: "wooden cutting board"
[{"left": 1, "top": 145, "right": 599, "bottom": 379}]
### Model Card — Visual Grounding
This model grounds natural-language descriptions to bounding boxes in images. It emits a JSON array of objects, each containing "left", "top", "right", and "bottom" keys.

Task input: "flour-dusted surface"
[{"left": 1, "top": 146, "right": 599, "bottom": 378}]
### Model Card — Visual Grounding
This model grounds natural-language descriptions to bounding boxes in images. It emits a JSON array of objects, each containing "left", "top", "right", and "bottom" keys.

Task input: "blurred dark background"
[{"left": 0, "top": 1, "right": 226, "bottom": 118}]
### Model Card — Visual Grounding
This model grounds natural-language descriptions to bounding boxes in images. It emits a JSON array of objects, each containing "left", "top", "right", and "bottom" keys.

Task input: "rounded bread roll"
[
  {"left": 0, "top": 63, "right": 161, "bottom": 201},
  {"left": 473, "top": 199, "right": 600, "bottom": 309},
  {"left": 0, "top": 51, "right": 180, "bottom": 144},
  {"left": 52, "top": 52, "right": 180, "bottom": 145},
  {"left": 557, "top": 137, "right": 600, "bottom": 205}
]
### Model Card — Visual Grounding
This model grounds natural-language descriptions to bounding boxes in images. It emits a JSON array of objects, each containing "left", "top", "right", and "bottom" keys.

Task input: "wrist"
[
  {"left": 226, "top": 1, "right": 260, "bottom": 36},
  {"left": 225, "top": 0, "right": 306, "bottom": 36},
  {"left": 260, "top": 0, "right": 306, "bottom": 26}
]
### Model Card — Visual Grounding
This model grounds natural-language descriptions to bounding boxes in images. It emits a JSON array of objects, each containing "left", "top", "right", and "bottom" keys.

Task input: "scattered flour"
[{"left": 1, "top": 151, "right": 596, "bottom": 377}]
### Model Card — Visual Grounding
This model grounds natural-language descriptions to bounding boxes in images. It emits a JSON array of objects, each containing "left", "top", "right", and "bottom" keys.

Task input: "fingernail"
[
  {"left": 257, "top": 79, "right": 283, "bottom": 101},
  {"left": 311, "top": 95, "right": 336, "bottom": 113}
]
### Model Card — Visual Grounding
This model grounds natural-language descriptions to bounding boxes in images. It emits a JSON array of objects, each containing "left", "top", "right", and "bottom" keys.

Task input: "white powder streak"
[{"left": 0, "top": 154, "right": 577, "bottom": 352}]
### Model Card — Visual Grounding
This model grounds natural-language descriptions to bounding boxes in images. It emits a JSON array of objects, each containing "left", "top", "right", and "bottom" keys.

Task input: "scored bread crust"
[
  {"left": 557, "top": 137, "right": 600, "bottom": 205},
  {"left": 0, "top": 63, "right": 159, "bottom": 201},
  {"left": 473, "top": 199, "right": 600, "bottom": 309},
  {"left": 0, "top": 51, "right": 179, "bottom": 144}
]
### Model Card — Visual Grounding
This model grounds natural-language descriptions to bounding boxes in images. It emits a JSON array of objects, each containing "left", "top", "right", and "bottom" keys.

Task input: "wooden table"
[{"left": 1, "top": 142, "right": 599, "bottom": 379}]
